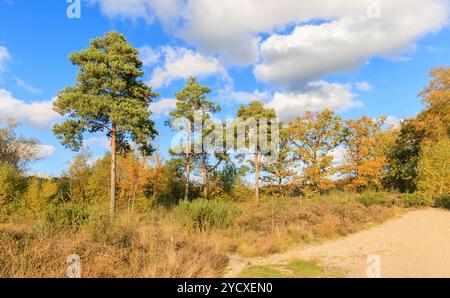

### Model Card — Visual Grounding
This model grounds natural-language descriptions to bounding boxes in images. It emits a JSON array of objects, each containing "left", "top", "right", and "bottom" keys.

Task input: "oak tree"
[
  {"left": 288, "top": 109, "right": 344, "bottom": 192},
  {"left": 340, "top": 116, "right": 387, "bottom": 191}
]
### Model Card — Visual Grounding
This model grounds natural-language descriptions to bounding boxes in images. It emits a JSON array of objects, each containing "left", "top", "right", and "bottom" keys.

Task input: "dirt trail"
[{"left": 225, "top": 208, "right": 450, "bottom": 278}]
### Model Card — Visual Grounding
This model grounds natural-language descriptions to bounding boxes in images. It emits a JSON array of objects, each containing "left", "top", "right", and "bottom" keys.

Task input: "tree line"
[{"left": 1, "top": 32, "right": 449, "bottom": 221}]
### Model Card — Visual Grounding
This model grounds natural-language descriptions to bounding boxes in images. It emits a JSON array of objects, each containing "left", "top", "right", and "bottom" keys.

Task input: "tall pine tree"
[{"left": 52, "top": 32, "right": 158, "bottom": 218}]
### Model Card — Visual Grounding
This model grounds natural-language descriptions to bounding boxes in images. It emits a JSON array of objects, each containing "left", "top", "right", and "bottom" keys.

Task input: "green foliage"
[
  {"left": 0, "top": 162, "right": 27, "bottom": 220},
  {"left": 168, "top": 76, "right": 219, "bottom": 123},
  {"left": 357, "top": 191, "right": 389, "bottom": 207},
  {"left": 21, "top": 177, "right": 58, "bottom": 220},
  {"left": 44, "top": 202, "right": 90, "bottom": 229},
  {"left": 236, "top": 101, "right": 278, "bottom": 153},
  {"left": 175, "top": 199, "right": 238, "bottom": 232},
  {"left": 400, "top": 193, "right": 432, "bottom": 208},
  {"left": 52, "top": 31, "right": 158, "bottom": 155},
  {"left": 435, "top": 195, "right": 450, "bottom": 209},
  {"left": 219, "top": 163, "right": 238, "bottom": 194},
  {"left": 43, "top": 202, "right": 110, "bottom": 232},
  {"left": 417, "top": 137, "right": 450, "bottom": 197},
  {"left": 238, "top": 260, "right": 337, "bottom": 278},
  {"left": 262, "top": 126, "right": 296, "bottom": 192},
  {"left": 384, "top": 120, "right": 425, "bottom": 193}
]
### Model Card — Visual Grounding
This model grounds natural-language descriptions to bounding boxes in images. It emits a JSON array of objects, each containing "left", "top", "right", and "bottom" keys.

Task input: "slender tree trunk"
[
  {"left": 255, "top": 152, "right": 260, "bottom": 204},
  {"left": 110, "top": 123, "right": 117, "bottom": 219},
  {"left": 184, "top": 120, "right": 191, "bottom": 201},
  {"left": 202, "top": 151, "right": 208, "bottom": 199}
]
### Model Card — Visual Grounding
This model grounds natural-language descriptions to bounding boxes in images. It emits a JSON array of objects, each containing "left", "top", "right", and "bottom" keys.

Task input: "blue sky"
[{"left": 0, "top": 0, "right": 449, "bottom": 177}]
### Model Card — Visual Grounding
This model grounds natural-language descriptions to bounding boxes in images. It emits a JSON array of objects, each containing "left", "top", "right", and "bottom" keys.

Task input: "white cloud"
[
  {"left": 33, "top": 144, "right": 56, "bottom": 159},
  {"left": 255, "top": 1, "right": 449, "bottom": 88},
  {"left": 88, "top": 0, "right": 155, "bottom": 22},
  {"left": 0, "top": 89, "right": 60, "bottom": 130},
  {"left": 218, "top": 88, "right": 270, "bottom": 105},
  {"left": 355, "top": 81, "right": 373, "bottom": 92},
  {"left": 148, "top": 46, "right": 228, "bottom": 89},
  {"left": 176, "top": 0, "right": 368, "bottom": 66},
  {"left": 90, "top": 0, "right": 449, "bottom": 74},
  {"left": 0, "top": 46, "right": 11, "bottom": 72},
  {"left": 139, "top": 45, "right": 161, "bottom": 66},
  {"left": 90, "top": 0, "right": 181, "bottom": 25},
  {"left": 14, "top": 77, "right": 42, "bottom": 94},
  {"left": 149, "top": 98, "right": 177, "bottom": 115},
  {"left": 266, "top": 81, "right": 362, "bottom": 121}
]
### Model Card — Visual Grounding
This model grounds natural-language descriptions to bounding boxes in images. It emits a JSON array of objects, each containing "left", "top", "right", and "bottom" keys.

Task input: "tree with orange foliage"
[
  {"left": 117, "top": 153, "right": 152, "bottom": 215},
  {"left": 288, "top": 109, "right": 344, "bottom": 192},
  {"left": 416, "top": 66, "right": 450, "bottom": 142},
  {"left": 339, "top": 116, "right": 387, "bottom": 191}
]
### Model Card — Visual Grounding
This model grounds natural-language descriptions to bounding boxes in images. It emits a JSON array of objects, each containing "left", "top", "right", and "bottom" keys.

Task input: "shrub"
[
  {"left": 44, "top": 202, "right": 91, "bottom": 230},
  {"left": 400, "top": 193, "right": 432, "bottom": 208},
  {"left": 175, "top": 199, "right": 238, "bottom": 232},
  {"left": 357, "top": 191, "right": 389, "bottom": 207},
  {"left": 435, "top": 195, "right": 450, "bottom": 209},
  {"left": 417, "top": 137, "right": 450, "bottom": 197},
  {"left": 0, "top": 163, "right": 27, "bottom": 220}
]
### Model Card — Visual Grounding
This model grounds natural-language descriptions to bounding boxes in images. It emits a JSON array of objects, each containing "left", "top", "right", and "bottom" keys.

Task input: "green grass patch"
[{"left": 238, "top": 260, "right": 340, "bottom": 278}]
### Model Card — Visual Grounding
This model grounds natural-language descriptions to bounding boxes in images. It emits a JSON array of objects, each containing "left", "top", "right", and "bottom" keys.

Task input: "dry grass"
[{"left": 0, "top": 192, "right": 396, "bottom": 278}]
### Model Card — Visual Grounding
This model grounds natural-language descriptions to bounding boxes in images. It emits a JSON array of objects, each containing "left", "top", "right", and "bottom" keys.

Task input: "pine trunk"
[
  {"left": 255, "top": 152, "right": 260, "bottom": 204},
  {"left": 202, "top": 152, "right": 208, "bottom": 199},
  {"left": 110, "top": 124, "right": 117, "bottom": 219},
  {"left": 184, "top": 120, "right": 192, "bottom": 201}
]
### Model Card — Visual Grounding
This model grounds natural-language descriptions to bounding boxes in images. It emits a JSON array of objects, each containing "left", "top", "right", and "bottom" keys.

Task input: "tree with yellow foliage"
[
  {"left": 339, "top": 116, "right": 387, "bottom": 191},
  {"left": 288, "top": 109, "right": 344, "bottom": 192},
  {"left": 66, "top": 150, "right": 92, "bottom": 203},
  {"left": 117, "top": 153, "right": 152, "bottom": 215},
  {"left": 23, "top": 177, "right": 57, "bottom": 220},
  {"left": 418, "top": 136, "right": 450, "bottom": 197},
  {"left": 416, "top": 66, "right": 450, "bottom": 142}
]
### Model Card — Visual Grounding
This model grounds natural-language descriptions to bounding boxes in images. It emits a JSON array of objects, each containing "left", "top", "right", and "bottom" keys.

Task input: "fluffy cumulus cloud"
[
  {"left": 0, "top": 89, "right": 60, "bottom": 130},
  {"left": 255, "top": 1, "right": 449, "bottom": 88},
  {"left": 91, "top": 0, "right": 449, "bottom": 115},
  {"left": 88, "top": 0, "right": 155, "bottom": 22},
  {"left": 92, "top": 0, "right": 449, "bottom": 70},
  {"left": 90, "top": 0, "right": 181, "bottom": 26},
  {"left": 148, "top": 46, "right": 228, "bottom": 89},
  {"left": 149, "top": 98, "right": 177, "bottom": 115},
  {"left": 217, "top": 88, "right": 270, "bottom": 105},
  {"left": 266, "top": 81, "right": 362, "bottom": 121},
  {"left": 0, "top": 46, "right": 11, "bottom": 72}
]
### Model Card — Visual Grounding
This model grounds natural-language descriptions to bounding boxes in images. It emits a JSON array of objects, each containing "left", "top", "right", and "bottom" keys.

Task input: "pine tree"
[
  {"left": 167, "top": 77, "right": 220, "bottom": 201},
  {"left": 52, "top": 32, "right": 158, "bottom": 218},
  {"left": 237, "top": 101, "right": 277, "bottom": 204}
]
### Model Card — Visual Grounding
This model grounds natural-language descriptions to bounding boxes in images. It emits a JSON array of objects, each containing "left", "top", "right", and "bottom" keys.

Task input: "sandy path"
[{"left": 225, "top": 208, "right": 450, "bottom": 278}]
